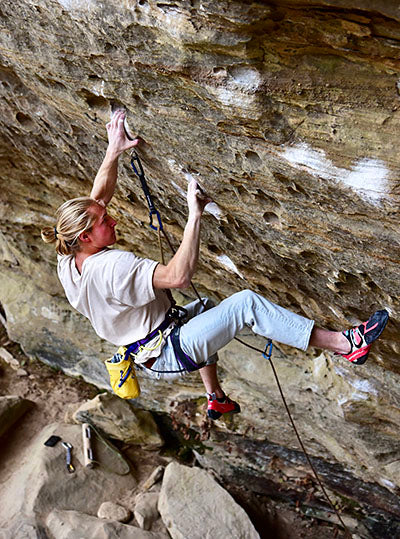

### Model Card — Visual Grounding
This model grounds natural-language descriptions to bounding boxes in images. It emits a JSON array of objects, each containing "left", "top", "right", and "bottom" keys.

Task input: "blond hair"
[{"left": 41, "top": 197, "right": 98, "bottom": 255}]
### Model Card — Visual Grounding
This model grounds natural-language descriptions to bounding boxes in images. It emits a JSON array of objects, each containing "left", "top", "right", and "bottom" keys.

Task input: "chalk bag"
[{"left": 105, "top": 346, "right": 141, "bottom": 399}]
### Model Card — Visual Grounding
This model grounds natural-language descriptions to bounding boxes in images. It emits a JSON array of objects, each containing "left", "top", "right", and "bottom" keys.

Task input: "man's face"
[{"left": 86, "top": 203, "right": 117, "bottom": 249}]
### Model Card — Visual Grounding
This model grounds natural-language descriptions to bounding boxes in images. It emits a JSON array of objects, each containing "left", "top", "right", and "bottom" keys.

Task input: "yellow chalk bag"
[{"left": 105, "top": 346, "right": 141, "bottom": 399}]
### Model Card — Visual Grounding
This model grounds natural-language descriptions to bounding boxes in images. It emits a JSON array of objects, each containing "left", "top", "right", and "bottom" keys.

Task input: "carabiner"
[
  {"left": 262, "top": 339, "right": 273, "bottom": 361},
  {"left": 130, "top": 150, "right": 144, "bottom": 177},
  {"left": 149, "top": 209, "right": 163, "bottom": 231}
]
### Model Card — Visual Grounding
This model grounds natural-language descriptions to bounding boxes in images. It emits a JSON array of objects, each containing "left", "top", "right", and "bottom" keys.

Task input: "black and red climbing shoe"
[
  {"left": 207, "top": 393, "right": 241, "bottom": 420},
  {"left": 340, "top": 309, "right": 389, "bottom": 365}
]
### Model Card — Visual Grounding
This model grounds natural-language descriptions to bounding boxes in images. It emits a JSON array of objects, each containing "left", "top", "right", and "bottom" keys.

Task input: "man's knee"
[{"left": 234, "top": 289, "right": 257, "bottom": 303}]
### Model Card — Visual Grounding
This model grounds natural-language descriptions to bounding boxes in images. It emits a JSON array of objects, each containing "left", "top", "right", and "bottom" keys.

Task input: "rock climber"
[{"left": 41, "top": 110, "right": 389, "bottom": 420}]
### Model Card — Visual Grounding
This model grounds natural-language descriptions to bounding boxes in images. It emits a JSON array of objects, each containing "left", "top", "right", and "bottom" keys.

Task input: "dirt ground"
[
  {"left": 0, "top": 322, "right": 171, "bottom": 491},
  {"left": 0, "top": 322, "right": 346, "bottom": 538}
]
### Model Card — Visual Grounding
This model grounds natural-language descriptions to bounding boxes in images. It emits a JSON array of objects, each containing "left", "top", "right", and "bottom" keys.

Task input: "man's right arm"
[{"left": 90, "top": 110, "right": 139, "bottom": 206}]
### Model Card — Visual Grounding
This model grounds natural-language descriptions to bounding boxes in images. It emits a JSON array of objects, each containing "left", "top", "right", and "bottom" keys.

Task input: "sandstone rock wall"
[{"left": 1, "top": 1, "right": 400, "bottom": 533}]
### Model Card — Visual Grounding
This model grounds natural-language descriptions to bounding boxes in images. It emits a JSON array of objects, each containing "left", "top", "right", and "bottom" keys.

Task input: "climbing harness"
[
  {"left": 105, "top": 303, "right": 194, "bottom": 394},
  {"left": 170, "top": 326, "right": 203, "bottom": 372},
  {"left": 123, "top": 313, "right": 172, "bottom": 359},
  {"left": 105, "top": 311, "right": 172, "bottom": 398},
  {"left": 137, "top": 326, "right": 203, "bottom": 375},
  {"left": 129, "top": 150, "right": 351, "bottom": 537}
]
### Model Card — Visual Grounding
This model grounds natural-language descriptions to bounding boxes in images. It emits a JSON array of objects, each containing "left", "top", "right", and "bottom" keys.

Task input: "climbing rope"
[
  {"left": 129, "top": 150, "right": 351, "bottom": 537},
  {"left": 262, "top": 340, "right": 349, "bottom": 534}
]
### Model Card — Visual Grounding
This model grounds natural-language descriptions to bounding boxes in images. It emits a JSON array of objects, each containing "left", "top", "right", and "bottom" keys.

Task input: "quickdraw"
[{"left": 130, "top": 151, "right": 163, "bottom": 232}]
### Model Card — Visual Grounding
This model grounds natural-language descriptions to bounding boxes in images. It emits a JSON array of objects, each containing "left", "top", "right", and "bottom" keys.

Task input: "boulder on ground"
[
  {"left": 97, "top": 501, "right": 131, "bottom": 523},
  {"left": 46, "top": 509, "right": 168, "bottom": 539},
  {"left": 73, "top": 392, "right": 163, "bottom": 448},
  {"left": 0, "top": 395, "right": 33, "bottom": 438},
  {"left": 134, "top": 491, "right": 160, "bottom": 530},
  {"left": 158, "top": 461, "right": 260, "bottom": 539}
]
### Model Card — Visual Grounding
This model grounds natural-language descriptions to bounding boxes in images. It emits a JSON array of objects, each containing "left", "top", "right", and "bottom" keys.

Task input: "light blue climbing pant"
[{"left": 140, "top": 289, "right": 315, "bottom": 381}]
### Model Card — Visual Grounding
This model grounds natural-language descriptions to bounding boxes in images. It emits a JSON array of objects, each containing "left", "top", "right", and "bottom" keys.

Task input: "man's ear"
[{"left": 78, "top": 231, "right": 91, "bottom": 243}]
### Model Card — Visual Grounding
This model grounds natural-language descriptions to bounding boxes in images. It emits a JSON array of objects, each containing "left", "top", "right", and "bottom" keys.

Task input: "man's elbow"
[
  {"left": 153, "top": 265, "right": 191, "bottom": 290},
  {"left": 169, "top": 265, "right": 192, "bottom": 289},
  {"left": 173, "top": 276, "right": 191, "bottom": 289}
]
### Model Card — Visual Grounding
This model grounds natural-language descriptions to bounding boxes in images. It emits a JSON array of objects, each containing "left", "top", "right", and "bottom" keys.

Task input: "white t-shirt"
[{"left": 57, "top": 248, "right": 171, "bottom": 346}]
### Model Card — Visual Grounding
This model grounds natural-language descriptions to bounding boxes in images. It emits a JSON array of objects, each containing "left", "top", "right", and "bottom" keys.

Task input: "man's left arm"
[
  {"left": 153, "top": 180, "right": 211, "bottom": 289},
  {"left": 90, "top": 110, "right": 139, "bottom": 206}
]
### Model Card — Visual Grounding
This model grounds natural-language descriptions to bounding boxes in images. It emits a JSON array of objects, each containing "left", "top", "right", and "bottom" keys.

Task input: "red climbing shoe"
[
  {"left": 207, "top": 393, "right": 241, "bottom": 420},
  {"left": 340, "top": 309, "right": 389, "bottom": 365}
]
